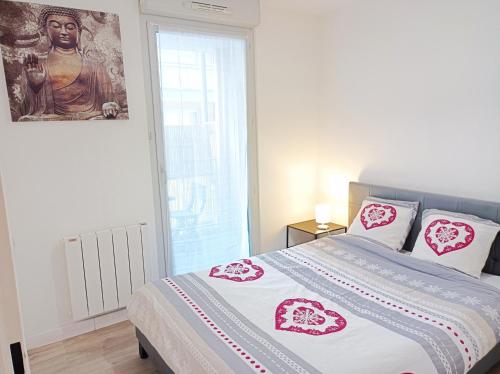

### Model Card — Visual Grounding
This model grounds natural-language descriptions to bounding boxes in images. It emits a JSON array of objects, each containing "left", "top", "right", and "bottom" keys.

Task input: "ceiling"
[{"left": 262, "top": 0, "right": 352, "bottom": 15}]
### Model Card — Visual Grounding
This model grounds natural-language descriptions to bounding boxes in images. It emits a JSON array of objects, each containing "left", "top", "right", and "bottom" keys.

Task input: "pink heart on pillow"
[
  {"left": 360, "top": 204, "right": 397, "bottom": 230},
  {"left": 424, "top": 219, "right": 475, "bottom": 256}
]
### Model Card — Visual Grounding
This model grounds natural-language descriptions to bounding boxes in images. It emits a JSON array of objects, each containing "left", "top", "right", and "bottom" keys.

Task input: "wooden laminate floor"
[
  {"left": 28, "top": 320, "right": 500, "bottom": 374},
  {"left": 29, "top": 321, "right": 158, "bottom": 374}
]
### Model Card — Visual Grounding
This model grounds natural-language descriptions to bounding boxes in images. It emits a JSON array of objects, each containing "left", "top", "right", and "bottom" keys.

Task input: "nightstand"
[{"left": 286, "top": 220, "right": 347, "bottom": 248}]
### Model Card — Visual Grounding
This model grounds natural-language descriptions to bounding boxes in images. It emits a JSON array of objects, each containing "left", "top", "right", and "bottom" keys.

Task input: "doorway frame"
[{"left": 140, "top": 15, "right": 261, "bottom": 277}]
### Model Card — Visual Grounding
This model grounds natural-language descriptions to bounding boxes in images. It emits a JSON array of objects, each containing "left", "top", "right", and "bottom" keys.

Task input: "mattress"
[{"left": 127, "top": 235, "right": 500, "bottom": 374}]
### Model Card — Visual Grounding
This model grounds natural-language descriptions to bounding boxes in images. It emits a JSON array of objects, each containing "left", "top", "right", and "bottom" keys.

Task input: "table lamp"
[{"left": 315, "top": 203, "right": 332, "bottom": 230}]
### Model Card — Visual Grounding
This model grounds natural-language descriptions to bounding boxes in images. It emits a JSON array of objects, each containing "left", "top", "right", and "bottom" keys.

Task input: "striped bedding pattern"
[{"left": 128, "top": 235, "right": 500, "bottom": 374}]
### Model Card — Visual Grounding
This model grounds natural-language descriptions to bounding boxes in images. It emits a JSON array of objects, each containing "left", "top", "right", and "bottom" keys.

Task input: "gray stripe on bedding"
[
  {"left": 296, "top": 247, "right": 481, "bottom": 357},
  {"left": 154, "top": 279, "right": 255, "bottom": 374},
  {"left": 331, "top": 235, "right": 500, "bottom": 305},
  {"left": 177, "top": 274, "right": 321, "bottom": 374},
  {"left": 327, "top": 235, "right": 500, "bottom": 338},
  {"left": 261, "top": 251, "right": 463, "bottom": 374}
]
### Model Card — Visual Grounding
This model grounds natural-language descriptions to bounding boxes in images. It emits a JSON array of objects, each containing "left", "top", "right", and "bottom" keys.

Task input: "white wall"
[
  {"left": 0, "top": 307, "right": 13, "bottom": 374},
  {"left": 318, "top": 0, "right": 500, "bottom": 224},
  {"left": 0, "top": 172, "right": 27, "bottom": 373},
  {"left": 255, "top": 4, "right": 323, "bottom": 251},
  {"left": 0, "top": 0, "right": 325, "bottom": 347},
  {"left": 0, "top": 0, "right": 157, "bottom": 348}
]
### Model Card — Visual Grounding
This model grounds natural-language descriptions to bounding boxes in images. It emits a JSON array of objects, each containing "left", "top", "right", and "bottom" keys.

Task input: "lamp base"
[{"left": 317, "top": 224, "right": 329, "bottom": 230}]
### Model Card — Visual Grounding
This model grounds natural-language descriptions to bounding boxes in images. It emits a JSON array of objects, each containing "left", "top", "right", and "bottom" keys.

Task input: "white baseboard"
[
  {"left": 26, "top": 309, "right": 128, "bottom": 350},
  {"left": 95, "top": 308, "right": 128, "bottom": 329}
]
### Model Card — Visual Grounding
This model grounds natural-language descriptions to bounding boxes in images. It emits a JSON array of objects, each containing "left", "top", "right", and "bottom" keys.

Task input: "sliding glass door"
[{"left": 150, "top": 22, "right": 253, "bottom": 275}]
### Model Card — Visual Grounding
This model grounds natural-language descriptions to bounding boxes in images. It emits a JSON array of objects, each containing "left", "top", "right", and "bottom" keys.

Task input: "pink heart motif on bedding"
[
  {"left": 424, "top": 219, "right": 475, "bottom": 256},
  {"left": 209, "top": 259, "right": 264, "bottom": 282},
  {"left": 360, "top": 203, "right": 397, "bottom": 230},
  {"left": 275, "top": 298, "right": 347, "bottom": 336}
]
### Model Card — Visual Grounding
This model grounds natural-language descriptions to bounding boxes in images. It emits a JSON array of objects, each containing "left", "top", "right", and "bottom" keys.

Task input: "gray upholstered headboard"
[{"left": 349, "top": 182, "right": 500, "bottom": 275}]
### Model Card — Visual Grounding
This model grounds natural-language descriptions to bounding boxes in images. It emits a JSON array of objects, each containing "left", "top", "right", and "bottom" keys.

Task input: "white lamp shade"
[{"left": 315, "top": 203, "right": 332, "bottom": 224}]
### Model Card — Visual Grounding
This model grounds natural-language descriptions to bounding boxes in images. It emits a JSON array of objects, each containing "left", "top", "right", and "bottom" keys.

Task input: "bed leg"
[{"left": 139, "top": 343, "right": 149, "bottom": 359}]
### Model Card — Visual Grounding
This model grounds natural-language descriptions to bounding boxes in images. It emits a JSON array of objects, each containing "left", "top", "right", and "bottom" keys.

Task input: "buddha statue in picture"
[{"left": 0, "top": 2, "right": 128, "bottom": 122}]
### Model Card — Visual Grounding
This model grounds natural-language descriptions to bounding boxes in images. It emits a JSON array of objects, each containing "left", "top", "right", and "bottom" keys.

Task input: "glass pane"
[{"left": 157, "top": 30, "right": 249, "bottom": 275}]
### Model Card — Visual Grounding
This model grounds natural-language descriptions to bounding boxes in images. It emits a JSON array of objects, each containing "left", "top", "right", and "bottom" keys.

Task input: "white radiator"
[{"left": 64, "top": 223, "right": 148, "bottom": 321}]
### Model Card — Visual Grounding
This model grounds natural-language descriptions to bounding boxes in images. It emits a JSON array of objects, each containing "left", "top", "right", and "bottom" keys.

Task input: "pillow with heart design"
[
  {"left": 411, "top": 209, "right": 500, "bottom": 278},
  {"left": 347, "top": 197, "right": 419, "bottom": 251}
]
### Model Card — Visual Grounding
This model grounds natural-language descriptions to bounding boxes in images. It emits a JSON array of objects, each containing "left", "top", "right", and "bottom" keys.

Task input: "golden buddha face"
[{"left": 46, "top": 14, "right": 79, "bottom": 50}]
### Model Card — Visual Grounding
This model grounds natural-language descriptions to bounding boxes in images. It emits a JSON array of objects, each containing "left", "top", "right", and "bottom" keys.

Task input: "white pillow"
[
  {"left": 411, "top": 209, "right": 500, "bottom": 278},
  {"left": 347, "top": 197, "right": 419, "bottom": 251}
]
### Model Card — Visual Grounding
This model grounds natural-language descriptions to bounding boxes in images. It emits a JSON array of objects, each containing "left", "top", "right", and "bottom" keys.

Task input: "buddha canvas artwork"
[{"left": 0, "top": 0, "right": 129, "bottom": 122}]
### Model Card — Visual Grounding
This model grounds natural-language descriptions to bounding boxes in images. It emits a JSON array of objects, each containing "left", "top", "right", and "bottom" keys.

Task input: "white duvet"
[{"left": 128, "top": 235, "right": 500, "bottom": 373}]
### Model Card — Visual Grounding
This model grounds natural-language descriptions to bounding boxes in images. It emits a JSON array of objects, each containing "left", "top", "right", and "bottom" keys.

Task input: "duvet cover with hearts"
[{"left": 128, "top": 235, "right": 500, "bottom": 374}]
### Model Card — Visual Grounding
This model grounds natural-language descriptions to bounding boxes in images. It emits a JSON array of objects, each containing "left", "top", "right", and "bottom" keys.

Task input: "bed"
[{"left": 128, "top": 182, "right": 500, "bottom": 373}]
